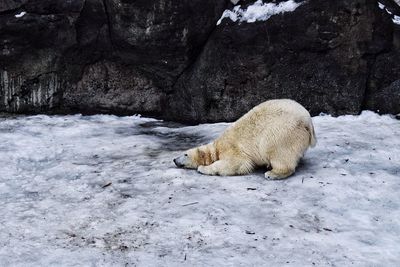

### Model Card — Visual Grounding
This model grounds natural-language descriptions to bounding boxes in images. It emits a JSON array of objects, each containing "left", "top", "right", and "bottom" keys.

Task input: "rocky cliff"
[{"left": 0, "top": 0, "right": 399, "bottom": 122}]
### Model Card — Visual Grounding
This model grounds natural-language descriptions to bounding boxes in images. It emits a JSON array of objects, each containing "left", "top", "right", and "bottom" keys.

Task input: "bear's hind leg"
[
  {"left": 197, "top": 158, "right": 253, "bottom": 176},
  {"left": 265, "top": 158, "right": 296, "bottom": 180},
  {"left": 265, "top": 169, "right": 294, "bottom": 180}
]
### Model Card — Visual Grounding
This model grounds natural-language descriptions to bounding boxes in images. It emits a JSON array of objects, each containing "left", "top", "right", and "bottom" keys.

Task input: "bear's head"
[{"left": 173, "top": 145, "right": 213, "bottom": 169}]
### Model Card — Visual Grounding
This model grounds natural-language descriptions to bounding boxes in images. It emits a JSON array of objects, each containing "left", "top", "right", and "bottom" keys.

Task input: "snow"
[
  {"left": 377, "top": 2, "right": 400, "bottom": 25},
  {"left": 393, "top": 15, "right": 400, "bottom": 25},
  {"left": 0, "top": 111, "right": 399, "bottom": 266},
  {"left": 14, "top": 11, "right": 26, "bottom": 18},
  {"left": 217, "top": 0, "right": 303, "bottom": 25}
]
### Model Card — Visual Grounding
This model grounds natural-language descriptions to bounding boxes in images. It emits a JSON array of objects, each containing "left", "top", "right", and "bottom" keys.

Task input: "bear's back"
[
  {"left": 217, "top": 99, "right": 312, "bottom": 154},
  {"left": 214, "top": 99, "right": 314, "bottom": 168},
  {"left": 231, "top": 99, "right": 311, "bottom": 131},
  {"left": 252, "top": 99, "right": 310, "bottom": 120}
]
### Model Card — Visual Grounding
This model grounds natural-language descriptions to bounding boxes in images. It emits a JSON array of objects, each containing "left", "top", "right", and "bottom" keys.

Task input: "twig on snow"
[
  {"left": 102, "top": 182, "right": 112, "bottom": 188},
  {"left": 182, "top": 202, "right": 199, "bottom": 207}
]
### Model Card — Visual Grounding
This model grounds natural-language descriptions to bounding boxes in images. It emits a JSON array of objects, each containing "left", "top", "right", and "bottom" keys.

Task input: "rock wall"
[{"left": 0, "top": 0, "right": 399, "bottom": 122}]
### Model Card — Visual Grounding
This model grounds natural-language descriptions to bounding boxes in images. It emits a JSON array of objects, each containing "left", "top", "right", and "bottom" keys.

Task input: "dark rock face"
[
  {"left": 166, "top": 0, "right": 397, "bottom": 122},
  {"left": 105, "top": 0, "right": 227, "bottom": 82},
  {"left": 0, "top": 0, "right": 82, "bottom": 112},
  {"left": 0, "top": 0, "right": 228, "bottom": 117},
  {"left": 0, "top": 0, "right": 399, "bottom": 122},
  {"left": 366, "top": 79, "right": 400, "bottom": 114},
  {"left": 364, "top": 24, "right": 400, "bottom": 114},
  {"left": 62, "top": 61, "right": 164, "bottom": 115},
  {"left": 0, "top": 0, "right": 27, "bottom": 12}
]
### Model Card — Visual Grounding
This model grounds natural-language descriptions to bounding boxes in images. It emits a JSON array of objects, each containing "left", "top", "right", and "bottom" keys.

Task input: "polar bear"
[{"left": 173, "top": 99, "right": 316, "bottom": 179}]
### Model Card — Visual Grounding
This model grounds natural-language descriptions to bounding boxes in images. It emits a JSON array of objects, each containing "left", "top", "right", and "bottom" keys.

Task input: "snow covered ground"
[{"left": 0, "top": 111, "right": 399, "bottom": 266}]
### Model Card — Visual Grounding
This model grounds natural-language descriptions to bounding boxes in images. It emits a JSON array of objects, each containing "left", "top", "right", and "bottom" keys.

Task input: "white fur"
[{"left": 174, "top": 99, "right": 316, "bottom": 179}]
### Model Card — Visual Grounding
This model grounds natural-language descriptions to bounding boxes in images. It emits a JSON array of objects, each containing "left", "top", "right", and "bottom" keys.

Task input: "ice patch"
[
  {"left": 378, "top": 2, "right": 385, "bottom": 9},
  {"left": 217, "top": 0, "right": 303, "bottom": 25},
  {"left": 14, "top": 11, "right": 26, "bottom": 18}
]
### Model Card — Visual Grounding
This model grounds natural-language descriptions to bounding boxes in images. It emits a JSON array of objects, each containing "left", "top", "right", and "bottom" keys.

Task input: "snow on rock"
[
  {"left": 377, "top": 2, "right": 400, "bottom": 25},
  {"left": 14, "top": 11, "right": 26, "bottom": 18},
  {"left": 217, "top": 0, "right": 303, "bottom": 25},
  {"left": 393, "top": 15, "right": 400, "bottom": 25},
  {"left": 0, "top": 112, "right": 399, "bottom": 266}
]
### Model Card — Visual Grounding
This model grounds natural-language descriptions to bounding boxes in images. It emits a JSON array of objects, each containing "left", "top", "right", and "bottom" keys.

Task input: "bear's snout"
[{"left": 173, "top": 157, "right": 184, "bottom": 168}]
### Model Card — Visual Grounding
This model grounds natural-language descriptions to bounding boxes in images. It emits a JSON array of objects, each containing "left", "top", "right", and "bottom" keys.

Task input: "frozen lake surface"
[{"left": 0, "top": 112, "right": 399, "bottom": 266}]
